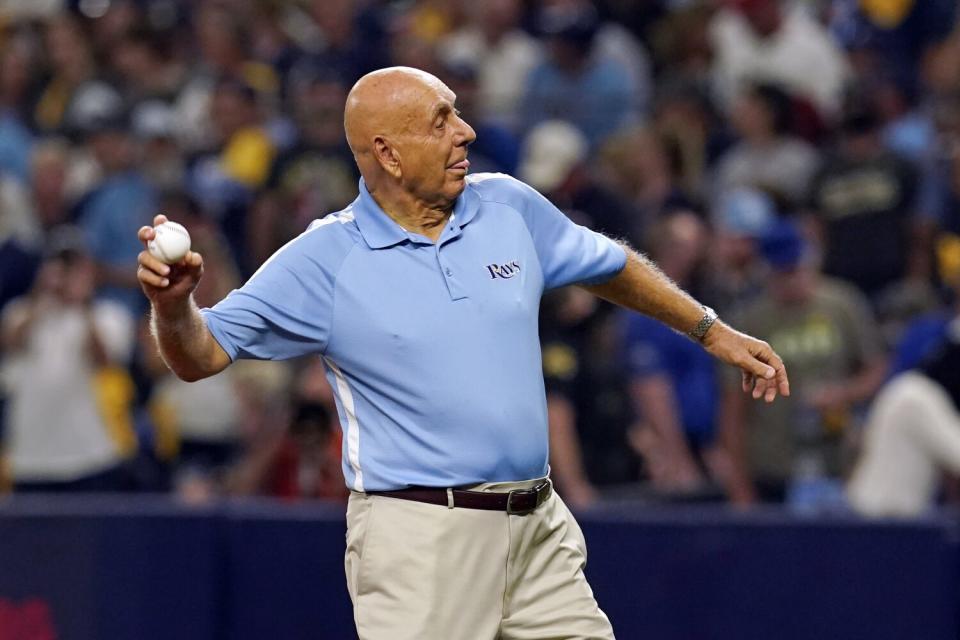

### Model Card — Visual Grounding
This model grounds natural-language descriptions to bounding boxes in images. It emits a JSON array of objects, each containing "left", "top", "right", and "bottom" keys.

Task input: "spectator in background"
[
  {"left": 873, "top": 76, "right": 935, "bottom": 165},
  {"left": 76, "top": 105, "right": 156, "bottom": 316},
  {"left": 304, "top": 0, "right": 390, "bottom": 85},
  {"left": 707, "top": 187, "right": 777, "bottom": 317},
  {"left": 33, "top": 14, "right": 112, "bottom": 138},
  {"left": 623, "top": 211, "right": 717, "bottom": 494},
  {"left": 887, "top": 232, "right": 960, "bottom": 377},
  {"left": 109, "top": 25, "right": 184, "bottom": 105},
  {"left": 227, "top": 399, "right": 346, "bottom": 501},
  {"left": 831, "top": 0, "right": 957, "bottom": 99},
  {"left": 713, "top": 82, "right": 819, "bottom": 207},
  {"left": 522, "top": 3, "right": 638, "bottom": 146},
  {"left": 0, "top": 33, "right": 35, "bottom": 183},
  {"left": 541, "top": 287, "right": 635, "bottom": 508},
  {"left": 653, "top": 81, "right": 733, "bottom": 200},
  {"left": 847, "top": 248, "right": 960, "bottom": 517},
  {"left": 132, "top": 100, "right": 186, "bottom": 192},
  {"left": 0, "top": 228, "right": 135, "bottom": 492},
  {"left": 188, "top": 78, "right": 276, "bottom": 274},
  {"left": 174, "top": 4, "right": 279, "bottom": 153},
  {"left": 251, "top": 67, "right": 357, "bottom": 265},
  {"left": 807, "top": 100, "right": 924, "bottom": 303},
  {"left": 0, "top": 138, "right": 80, "bottom": 311},
  {"left": 546, "top": 0, "right": 653, "bottom": 118},
  {"left": 710, "top": 0, "right": 850, "bottom": 121},
  {"left": 597, "top": 126, "right": 695, "bottom": 235},
  {"left": 847, "top": 317, "right": 960, "bottom": 517},
  {"left": 519, "top": 120, "right": 636, "bottom": 242},
  {"left": 719, "top": 221, "right": 886, "bottom": 505},
  {"left": 77, "top": 106, "right": 156, "bottom": 317},
  {"left": 439, "top": 0, "right": 542, "bottom": 130}
]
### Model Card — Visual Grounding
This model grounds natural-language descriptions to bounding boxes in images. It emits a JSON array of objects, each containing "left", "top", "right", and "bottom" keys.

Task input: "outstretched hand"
[
  {"left": 137, "top": 214, "right": 204, "bottom": 310},
  {"left": 702, "top": 322, "right": 790, "bottom": 403}
]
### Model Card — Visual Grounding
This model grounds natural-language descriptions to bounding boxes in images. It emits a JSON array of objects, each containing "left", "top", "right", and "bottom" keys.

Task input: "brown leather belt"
[{"left": 369, "top": 480, "right": 552, "bottom": 516}]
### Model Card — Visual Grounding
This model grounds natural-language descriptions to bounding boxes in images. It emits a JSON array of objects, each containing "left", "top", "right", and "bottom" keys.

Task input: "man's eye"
[{"left": 436, "top": 120, "right": 445, "bottom": 129}]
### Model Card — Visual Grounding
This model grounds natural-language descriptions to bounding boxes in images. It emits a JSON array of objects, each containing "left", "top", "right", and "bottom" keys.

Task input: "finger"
[
  {"left": 138, "top": 251, "right": 171, "bottom": 276},
  {"left": 138, "top": 225, "right": 156, "bottom": 245},
  {"left": 774, "top": 358, "right": 790, "bottom": 397},
  {"left": 137, "top": 266, "right": 169, "bottom": 288},
  {"left": 742, "top": 370, "right": 754, "bottom": 393},
  {"left": 153, "top": 213, "right": 168, "bottom": 226},
  {"left": 752, "top": 376, "right": 768, "bottom": 400},
  {"left": 764, "top": 380, "right": 777, "bottom": 403},
  {"left": 182, "top": 251, "right": 203, "bottom": 268}
]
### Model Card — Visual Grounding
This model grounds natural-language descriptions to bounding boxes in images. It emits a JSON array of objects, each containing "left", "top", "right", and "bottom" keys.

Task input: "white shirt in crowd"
[
  {"left": 710, "top": 4, "right": 850, "bottom": 119},
  {"left": 1, "top": 300, "right": 133, "bottom": 481}
]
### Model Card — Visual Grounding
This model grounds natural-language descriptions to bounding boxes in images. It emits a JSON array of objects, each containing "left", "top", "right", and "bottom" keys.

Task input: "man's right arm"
[
  {"left": 150, "top": 297, "right": 230, "bottom": 382},
  {"left": 138, "top": 214, "right": 230, "bottom": 382}
]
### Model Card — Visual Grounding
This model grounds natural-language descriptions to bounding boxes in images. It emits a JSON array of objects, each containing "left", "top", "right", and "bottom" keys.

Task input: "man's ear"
[{"left": 373, "top": 136, "right": 402, "bottom": 179}]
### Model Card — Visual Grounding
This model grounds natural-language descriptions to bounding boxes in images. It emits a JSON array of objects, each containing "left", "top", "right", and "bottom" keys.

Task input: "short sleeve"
[
  {"left": 200, "top": 228, "right": 343, "bottom": 361},
  {"left": 515, "top": 180, "right": 627, "bottom": 289}
]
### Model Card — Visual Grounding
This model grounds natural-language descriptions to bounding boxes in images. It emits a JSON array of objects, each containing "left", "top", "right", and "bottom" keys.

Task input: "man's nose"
[{"left": 457, "top": 119, "right": 477, "bottom": 146}]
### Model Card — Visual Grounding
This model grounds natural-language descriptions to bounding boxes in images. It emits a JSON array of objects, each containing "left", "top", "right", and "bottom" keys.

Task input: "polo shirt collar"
[{"left": 353, "top": 178, "right": 482, "bottom": 249}]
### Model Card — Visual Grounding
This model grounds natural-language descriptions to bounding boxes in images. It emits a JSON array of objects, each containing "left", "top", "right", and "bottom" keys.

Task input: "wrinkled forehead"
[{"left": 391, "top": 80, "right": 456, "bottom": 131}]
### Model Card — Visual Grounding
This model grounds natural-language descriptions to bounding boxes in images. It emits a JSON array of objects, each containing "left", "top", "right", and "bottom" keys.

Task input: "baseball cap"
[
  {"left": 70, "top": 82, "right": 128, "bottom": 136},
  {"left": 759, "top": 219, "right": 808, "bottom": 270},
  {"left": 716, "top": 188, "right": 776, "bottom": 237},
  {"left": 131, "top": 100, "right": 176, "bottom": 140},
  {"left": 518, "top": 120, "right": 588, "bottom": 193}
]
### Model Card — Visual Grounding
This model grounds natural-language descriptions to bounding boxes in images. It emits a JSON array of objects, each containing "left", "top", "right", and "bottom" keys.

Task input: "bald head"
[
  {"left": 342, "top": 66, "right": 476, "bottom": 208},
  {"left": 344, "top": 66, "right": 450, "bottom": 160}
]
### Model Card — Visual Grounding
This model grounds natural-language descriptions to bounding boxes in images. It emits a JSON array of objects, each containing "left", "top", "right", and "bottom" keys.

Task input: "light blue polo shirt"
[{"left": 201, "top": 173, "right": 626, "bottom": 491}]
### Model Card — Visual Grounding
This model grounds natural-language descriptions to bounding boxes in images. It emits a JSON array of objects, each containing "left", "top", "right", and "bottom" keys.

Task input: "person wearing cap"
[
  {"left": 709, "top": 187, "right": 778, "bottom": 316},
  {"left": 519, "top": 120, "right": 636, "bottom": 242},
  {"left": 718, "top": 220, "right": 886, "bottom": 505},
  {"left": 138, "top": 66, "right": 789, "bottom": 639},
  {"left": 1, "top": 226, "right": 135, "bottom": 492},
  {"left": 521, "top": 3, "right": 638, "bottom": 146},
  {"left": 76, "top": 101, "right": 157, "bottom": 317}
]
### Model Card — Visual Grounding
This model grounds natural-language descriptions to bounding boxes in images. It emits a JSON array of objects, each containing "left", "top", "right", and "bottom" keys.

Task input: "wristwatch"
[{"left": 688, "top": 306, "right": 718, "bottom": 342}]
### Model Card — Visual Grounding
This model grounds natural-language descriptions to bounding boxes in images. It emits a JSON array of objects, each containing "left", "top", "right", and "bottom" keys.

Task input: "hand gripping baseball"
[
  {"left": 137, "top": 214, "right": 204, "bottom": 309},
  {"left": 703, "top": 322, "right": 790, "bottom": 403}
]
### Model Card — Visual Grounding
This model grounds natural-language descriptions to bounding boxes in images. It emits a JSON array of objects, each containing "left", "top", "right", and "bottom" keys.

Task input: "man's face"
[{"left": 394, "top": 83, "right": 476, "bottom": 206}]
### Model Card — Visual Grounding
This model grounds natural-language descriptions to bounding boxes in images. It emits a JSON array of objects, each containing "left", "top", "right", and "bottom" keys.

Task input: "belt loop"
[{"left": 446, "top": 488, "right": 455, "bottom": 509}]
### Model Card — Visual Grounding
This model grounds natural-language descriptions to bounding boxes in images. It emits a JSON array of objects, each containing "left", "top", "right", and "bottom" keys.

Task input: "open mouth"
[{"left": 448, "top": 159, "right": 470, "bottom": 172}]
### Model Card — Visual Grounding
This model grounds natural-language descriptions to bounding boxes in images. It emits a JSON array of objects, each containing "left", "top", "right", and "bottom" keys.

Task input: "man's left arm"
[{"left": 580, "top": 247, "right": 790, "bottom": 403}]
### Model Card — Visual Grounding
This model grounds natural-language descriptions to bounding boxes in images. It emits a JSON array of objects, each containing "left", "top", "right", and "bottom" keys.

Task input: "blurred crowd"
[{"left": 1, "top": 0, "right": 960, "bottom": 515}]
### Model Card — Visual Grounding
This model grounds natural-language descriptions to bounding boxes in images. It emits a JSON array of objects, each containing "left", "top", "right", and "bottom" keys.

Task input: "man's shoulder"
[
  {"left": 256, "top": 207, "right": 361, "bottom": 276},
  {"left": 467, "top": 172, "right": 537, "bottom": 211}
]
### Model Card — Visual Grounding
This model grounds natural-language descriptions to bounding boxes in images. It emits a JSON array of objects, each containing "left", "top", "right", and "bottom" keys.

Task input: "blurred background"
[{"left": 2, "top": 0, "right": 960, "bottom": 638}]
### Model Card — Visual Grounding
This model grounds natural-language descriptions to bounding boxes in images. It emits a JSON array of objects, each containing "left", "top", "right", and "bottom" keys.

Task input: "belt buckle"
[
  {"left": 506, "top": 489, "right": 531, "bottom": 515},
  {"left": 506, "top": 481, "right": 551, "bottom": 516}
]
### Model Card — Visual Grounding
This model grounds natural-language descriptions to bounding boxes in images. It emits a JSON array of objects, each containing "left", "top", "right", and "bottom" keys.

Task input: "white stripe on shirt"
[{"left": 324, "top": 356, "right": 364, "bottom": 492}]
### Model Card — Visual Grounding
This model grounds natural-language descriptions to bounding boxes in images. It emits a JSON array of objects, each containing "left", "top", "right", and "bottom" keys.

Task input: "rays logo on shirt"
[{"left": 486, "top": 260, "right": 521, "bottom": 279}]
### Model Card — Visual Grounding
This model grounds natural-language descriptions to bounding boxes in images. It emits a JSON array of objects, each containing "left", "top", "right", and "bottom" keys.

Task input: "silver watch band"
[{"left": 689, "top": 306, "right": 717, "bottom": 341}]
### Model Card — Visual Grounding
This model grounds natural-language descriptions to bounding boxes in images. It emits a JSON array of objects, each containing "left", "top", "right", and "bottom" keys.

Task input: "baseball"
[{"left": 148, "top": 220, "right": 191, "bottom": 264}]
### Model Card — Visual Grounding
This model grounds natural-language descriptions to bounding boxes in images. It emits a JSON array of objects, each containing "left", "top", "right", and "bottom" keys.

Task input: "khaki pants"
[{"left": 345, "top": 479, "right": 615, "bottom": 639}]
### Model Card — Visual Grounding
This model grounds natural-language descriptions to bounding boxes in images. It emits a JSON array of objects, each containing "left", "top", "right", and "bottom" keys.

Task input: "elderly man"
[{"left": 137, "top": 67, "right": 788, "bottom": 639}]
